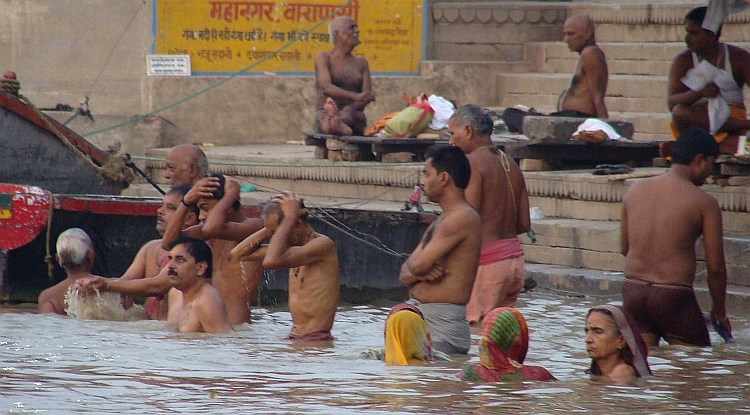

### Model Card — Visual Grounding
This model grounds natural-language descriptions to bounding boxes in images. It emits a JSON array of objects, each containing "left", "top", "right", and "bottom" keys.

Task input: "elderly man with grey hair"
[
  {"left": 447, "top": 105, "right": 531, "bottom": 325},
  {"left": 38, "top": 228, "right": 102, "bottom": 314},
  {"left": 313, "top": 16, "right": 375, "bottom": 136}
]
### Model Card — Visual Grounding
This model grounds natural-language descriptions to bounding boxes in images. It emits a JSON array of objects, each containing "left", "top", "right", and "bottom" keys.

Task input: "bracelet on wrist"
[{"left": 181, "top": 198, "right": 194, "bottom": 207}]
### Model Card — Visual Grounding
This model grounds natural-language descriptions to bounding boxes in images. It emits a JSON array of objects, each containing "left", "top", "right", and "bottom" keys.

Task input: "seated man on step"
[
  {"left": 667, "top": 6, "right": 750, "bottom": 155},
  {"left": 313, "top": 16, "right": 375, "bottom": 136}
]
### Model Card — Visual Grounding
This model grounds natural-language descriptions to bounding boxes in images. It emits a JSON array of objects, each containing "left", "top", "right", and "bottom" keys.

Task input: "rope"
[
  {"left": 81, "top": 0, "right": 357, "bottom": 139},
  {"left": 43, "top": 190, "right": 55, "bottom": 283},
  {"left": 1, "top": 78, "right": 20, "bottom": 96}
]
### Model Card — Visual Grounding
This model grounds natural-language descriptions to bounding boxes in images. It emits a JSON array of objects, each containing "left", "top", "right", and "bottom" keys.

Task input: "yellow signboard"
[{"left": 154, "top": 0, "right": 425, "bottom": 74}]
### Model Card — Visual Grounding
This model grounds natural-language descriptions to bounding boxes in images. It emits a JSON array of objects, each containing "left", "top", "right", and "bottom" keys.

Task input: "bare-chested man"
[
  {"left": 164, "top": 236, "right": 232, "bottom": 334},
  {"left": 621, "top": 127, "right": 730, "bottom": 347},
  {"left": 399, "top": 145, "right": 481, "bottom": 354},
  {"left": 314, "top": 16, "right": 376, "bottom": 136},
  {"left": 558, "top": 15, "right": 608, "bottom": 119},
  {"left": 162, "top": 174, "right": 263, "bottom": 325},
  {"left": 164, "top": 144, "right": 209, "bottom": 187},
  {"left": 78, "top": 186, "right": 200, "bottom": 319},
  {"left": 231, "top": 192, "right": 340, "bottom": 341},
  {"left": 448, "top": 105, "right": 531, "bottom": 324},
  {"left": 667, "top": 6, "right": 750, "bottom": 155},
  {"left": 39, "top": 228, "right": 101, "bottom": 314}
]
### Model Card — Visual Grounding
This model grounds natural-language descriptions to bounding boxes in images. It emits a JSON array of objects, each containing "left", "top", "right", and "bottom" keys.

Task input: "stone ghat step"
[
  {"left": 526, "top": 263, "right": 750, "bottom": 315},
  {"left": 519, "top": 218, "right": 750, "bottom": 285},
  {"left": 527, "top": 42, "right": 750, "bottom": 76}
]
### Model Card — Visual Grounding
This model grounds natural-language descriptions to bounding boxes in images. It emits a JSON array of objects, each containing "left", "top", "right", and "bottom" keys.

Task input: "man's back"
[
  {"left": 466, "top": 148, "right": 530, "bottom": 244},
  {"left": 622, "top": 174, "right": 716, "bottom": 285}
]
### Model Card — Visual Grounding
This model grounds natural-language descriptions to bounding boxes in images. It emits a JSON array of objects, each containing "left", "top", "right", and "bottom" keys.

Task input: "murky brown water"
[{"left": 2, "top": 291, "right": 749, "bottom": 414}]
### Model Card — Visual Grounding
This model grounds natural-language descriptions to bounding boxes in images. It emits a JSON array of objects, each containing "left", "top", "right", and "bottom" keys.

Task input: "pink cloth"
[
  {"left": 479, "top": 238, "right": 524, "bottom": 266},
  {"left": 467, "top": 239, "right": 525, "bottom": 324}
]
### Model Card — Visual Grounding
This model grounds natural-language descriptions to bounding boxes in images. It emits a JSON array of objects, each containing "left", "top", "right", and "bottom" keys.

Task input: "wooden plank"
[{"left": 504, "top": 138, "right": 659, "bottom": 163}]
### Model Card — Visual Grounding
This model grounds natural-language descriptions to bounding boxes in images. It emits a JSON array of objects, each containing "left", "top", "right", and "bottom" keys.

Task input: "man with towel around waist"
[
  {"left": 448, "top": 105, "right": 531, "bottom": 325},
  {"left": 668, "top": 6, "right": 750, "bottom": 154},
  {"left": 399, "top": 145, "right": 481, "bottom": 354}
]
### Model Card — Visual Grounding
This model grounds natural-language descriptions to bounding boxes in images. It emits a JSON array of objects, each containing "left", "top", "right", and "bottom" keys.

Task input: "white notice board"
[{"left": 147, "top": 55, "right": 191, "bottom": 76}]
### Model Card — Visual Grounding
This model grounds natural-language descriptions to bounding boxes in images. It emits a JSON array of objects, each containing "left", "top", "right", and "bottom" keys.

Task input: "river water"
[{"left": 2, "top": 291, "right": 749, "bottom": 414}]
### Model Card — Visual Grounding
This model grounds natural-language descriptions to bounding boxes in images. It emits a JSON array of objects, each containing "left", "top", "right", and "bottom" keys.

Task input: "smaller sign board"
[
  {"left": 147, "top": 55, "right": 191, "bottom": 76},
  {"left": 0, "top": 194, "right": 11, "bottom": 219}
]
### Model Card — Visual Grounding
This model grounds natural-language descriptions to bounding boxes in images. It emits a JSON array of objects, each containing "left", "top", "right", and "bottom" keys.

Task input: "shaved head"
[{"left": 164, "top": 144, "right": 208, "bottom": 186}]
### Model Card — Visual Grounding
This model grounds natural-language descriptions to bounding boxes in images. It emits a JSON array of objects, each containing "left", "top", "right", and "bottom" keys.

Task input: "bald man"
[
  {"left": 558, "top": 15, "right": 609, "bottom": 119},
  {"left": 314, "top": 16, "right": 376, "bottom": 136},
  {"left": 164, "top": 144, "right": 209, "bottom": 187}
]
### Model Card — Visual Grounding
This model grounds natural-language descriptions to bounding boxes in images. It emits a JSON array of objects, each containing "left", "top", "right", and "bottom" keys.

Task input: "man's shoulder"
[{"left": 728, "top": 43, "right": 750, "bottom": 63}]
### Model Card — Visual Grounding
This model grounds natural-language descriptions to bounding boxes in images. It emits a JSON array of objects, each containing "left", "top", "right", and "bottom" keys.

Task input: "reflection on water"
[{"left": 2, "top": 291, "right": 750, "bottom": 414}]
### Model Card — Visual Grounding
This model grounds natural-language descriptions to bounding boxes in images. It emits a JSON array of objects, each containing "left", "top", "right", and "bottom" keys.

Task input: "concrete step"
[
  {"left": 526, "top": 263, "right": 750, "bottom": 315},
  {"left": 518, "top": 218, "right": 750, "bottom": 285},
  {"left": 527, "top": 42, "right": 750, "bottom": 76}
]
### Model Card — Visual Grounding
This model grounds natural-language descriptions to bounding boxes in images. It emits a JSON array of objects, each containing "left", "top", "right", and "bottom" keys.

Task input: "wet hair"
[
  {"left": 167, "top": 185, "right": 199, "bottom": 216},
  {"left": 261, "top": 196, "right": 308, "bottom": 224},
  {"left": 56, "top": 228, "right": 93, "bottom": 270},
  {"left": 168, "top": 236, "right": 213, "bottom": 279},
  {"left": 586, "top": 308, "right": 637, "bottom": 377},
  {"left": 671, "top": 127, "right": 719, "bottom": 165},
  {"left": 451, "top": 105, "right": 494, "bottom": 138},
  {"left": 423, "top": 145, "right": 471, "bottom": 189},
  {"left": 206, "top": 174, "right": 241, "bottom": 210},
  {"left": 685, "top": 6, "right": 721, "bottom": 37}
]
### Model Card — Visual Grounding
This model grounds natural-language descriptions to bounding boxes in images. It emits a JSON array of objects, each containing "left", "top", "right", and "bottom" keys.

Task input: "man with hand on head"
[{"left": 231, "top": 192, "right": 340, "bottom": 341}]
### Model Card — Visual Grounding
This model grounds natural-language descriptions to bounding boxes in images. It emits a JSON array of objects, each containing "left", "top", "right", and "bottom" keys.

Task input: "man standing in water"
[
  {"left": 162, "top": 175, "right": 264, "bottom": 324},
  {"left": 165, "top": 236, "right": 232, "bottom": 334},
  {"left": 621, "top": 127, "right": 730, "bottom": 347},
  {"left": 399, "top": 145, "right": 481, "bottom": 354},
  {"left": 314, "top": 16, "right": 376, "bottom": 136},
  {"left": 77, "top": 186, "right": 200, "bottom": 319},
  {"left": 39, "top": 228, "right": 102, "bottom": 314},
  {"left": 448, "top": 105, "right": 531, "bottom": 324},
  {"left": 231, "top": 192, "right": 340, "bottom": 341},
  {"left": 164, "top": 144, "right": 209, "bottom": 187}
]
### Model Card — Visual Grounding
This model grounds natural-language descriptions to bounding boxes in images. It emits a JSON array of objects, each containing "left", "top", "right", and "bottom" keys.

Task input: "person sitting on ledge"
[
  {"left": 667, "top": 6, "right": 750, "bottom": 155},
  {"left": 313, "top": 16, "right": 376, "bottom": 136},
  {"left": 502, "top": 15, "right": 608, "bottom": 132}
]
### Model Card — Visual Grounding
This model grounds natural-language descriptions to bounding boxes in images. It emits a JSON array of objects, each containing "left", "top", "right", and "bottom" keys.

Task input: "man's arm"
[
  {"left": 263, "top": 233, "right": 334, "bottom": 270},
  {"left": 197, "top": 293, "right": 233, "bottom": 334},
  {"left": 161, "top": 178, "right": 218, "bottom": 250},
  {"left": 87, "top": 268, "right": 173, "bottom": 297},
  {"left": 202, "top": 179, "right": 263, "bottom": 242},
  {"left": 230, "top": 227, "right": 273, "bottom": 261},
  {"left": 405, "top": 213, "right": 468, "bottom": 276},
  {"left": 515, "top": 179, "right": 531, "bottom": 235},
  {"left": 464, "top": 159, "right": 483, "bottom": 213},
  {"left": 702, "top": 198, "right": 729, "bottom": 330},
  {"left": 119, "top": 241, "right": 156, "bottom": 281},
  {"left": 37, "top": 289, "right": 57, "bottom": 313},
  {"left": 581, "top": 47, "right": 609, "bottom": 118},
  {"left": 667, "top": 53, "right": 718, "bottom": 110},
  {"left": 349, "top": 58, "right": 375, "bottom": 111},
  {"left": 314, "top": 52, "right": 358, "bottom": 103}
]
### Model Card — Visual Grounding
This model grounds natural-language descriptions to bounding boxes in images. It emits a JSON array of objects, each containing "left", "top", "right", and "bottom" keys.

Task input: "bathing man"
[
  {"left": 558, "top": 15, "right": 608, "bottom": 119},
  {"left": 165, "top": 236, "right": 232, "bottom": 334},
  {"left": 448, "top": 105, "right": 531, "bottom": 324},
  {"left": 668, "top": 6, "right": 750, "bottom": 154},
  {"left": 162, "top": 175, "right": 264, "bottom": 325},
  {"left": 230, "top": 192, "right": 340, "bottom": 341},
  {"left": 314, "top": 16, "right": 375, "bottom": 136},
  {"left": 621, "top": 127, "right": 730, "bottom": 347},
  {"left": 39, "top": 228, "right": 102, "bottom": 314},
  {"left": 77, "top": 186, "right": 200, "bottom": 319},
  {"left": 164, "top": 144, "right": 209, "bottom": 187},
  {"left": 399, "top": 145, "right": 481, "bottom": 354}
]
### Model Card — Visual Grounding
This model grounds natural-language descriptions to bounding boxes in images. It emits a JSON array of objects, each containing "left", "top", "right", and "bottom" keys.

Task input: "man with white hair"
[
  {"left": 313, "top": 16, "right": 375, "bottom": 136},
  {"left": 164, "top": 144, "right": 209, "bottom": 187},
  {"left": 38, "top": 228, "right": 101, "bottom": 314}
]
